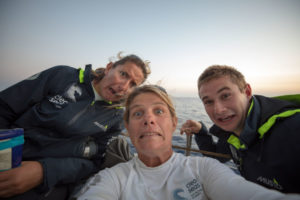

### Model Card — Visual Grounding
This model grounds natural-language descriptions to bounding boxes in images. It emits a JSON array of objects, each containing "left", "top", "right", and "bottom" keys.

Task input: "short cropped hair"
[{"left": 198, "top": 65, "right": 247, "bottom": 92}]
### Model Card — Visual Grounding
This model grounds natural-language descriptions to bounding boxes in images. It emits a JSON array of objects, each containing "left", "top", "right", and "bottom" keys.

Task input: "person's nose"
[
  {"left": 143, "top": 111, "right": 155, "bottom": 126},
  {"left": 214, "top": 100, "right": 226, "bottom": 114},
  {"left": 118, "top": 80, "right": 130, "bottom": 92}
]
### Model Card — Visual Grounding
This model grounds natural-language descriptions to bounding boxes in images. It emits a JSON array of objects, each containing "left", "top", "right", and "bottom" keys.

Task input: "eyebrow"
[
  {"left": 201, "top": 86, "right": 230, "bottom": 101},
  {"left": 129, "top": 102, "right": 167, "bottom": 110}
]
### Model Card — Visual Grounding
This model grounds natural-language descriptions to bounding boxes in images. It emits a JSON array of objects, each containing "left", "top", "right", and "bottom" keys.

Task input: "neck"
[
  {"left": 233, "top": 131, "right": 241, "bottom": 137},
  {"left": 138, "top": 149, "right": 173, "bottom": 167},
  {"left": 234, "top": 98, "right": 252, "bottom": 137}
]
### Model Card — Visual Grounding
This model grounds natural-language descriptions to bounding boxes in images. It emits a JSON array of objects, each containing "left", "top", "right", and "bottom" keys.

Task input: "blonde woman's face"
[{"left": 125, "top": 92, "right": 177, "bottom": 156}]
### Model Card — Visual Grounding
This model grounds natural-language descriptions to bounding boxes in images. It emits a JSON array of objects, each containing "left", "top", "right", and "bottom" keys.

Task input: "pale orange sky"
[{"left": 1, "top": 0, "right": 300, "bottom": 97}]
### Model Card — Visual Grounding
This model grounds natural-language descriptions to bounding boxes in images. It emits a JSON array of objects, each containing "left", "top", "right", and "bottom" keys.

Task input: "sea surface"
[{"left": 172, "top": 97, "right": 213, "bottom": 152}]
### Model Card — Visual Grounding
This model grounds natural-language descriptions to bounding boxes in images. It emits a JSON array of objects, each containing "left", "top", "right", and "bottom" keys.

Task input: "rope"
[
  {"left": 172, "top": 145, "right": 231, "bottom": 159},
  {"left": 122, "top": 132, "right": 231, "bottom": 159}
]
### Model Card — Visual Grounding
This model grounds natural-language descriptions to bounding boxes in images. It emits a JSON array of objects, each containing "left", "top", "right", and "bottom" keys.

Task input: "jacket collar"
[{"left": 238, "top": 96, "right": 261, "bottom": 148}]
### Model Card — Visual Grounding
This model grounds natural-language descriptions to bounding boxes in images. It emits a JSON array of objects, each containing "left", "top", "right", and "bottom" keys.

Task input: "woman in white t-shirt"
[{"left": 77, "top": 85, "right": 299, "bottom": 200}]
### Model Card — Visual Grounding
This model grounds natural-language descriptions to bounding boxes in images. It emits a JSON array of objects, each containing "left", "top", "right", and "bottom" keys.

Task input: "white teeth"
[
  {"left": 220, "top": 116, "right": 232, "bottom": 122},
  {"left": 140, "top": 132, "right": 160, "bottom": 138},
  {"left": 141, "top": 133, "right": 154, "bottom": 137},
  {"left": 115, "top": 93, "right": 125, "bottom": 97},
  {"left": 144, "top": 133, "right": 154, "bottom": 136}
]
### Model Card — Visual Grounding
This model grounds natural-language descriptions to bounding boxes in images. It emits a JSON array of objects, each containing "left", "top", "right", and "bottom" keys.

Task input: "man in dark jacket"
[
  {"left": 195, "top": 65, "right": 300, "bottom": 193},
  {"left": 0, "top": 53, "right": 150, "bottom": 199}
]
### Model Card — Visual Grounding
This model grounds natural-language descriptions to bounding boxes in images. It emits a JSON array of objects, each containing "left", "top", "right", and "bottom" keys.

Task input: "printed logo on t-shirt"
[{"left": 173, "top": 179, "right": 203, "bottom": 200}]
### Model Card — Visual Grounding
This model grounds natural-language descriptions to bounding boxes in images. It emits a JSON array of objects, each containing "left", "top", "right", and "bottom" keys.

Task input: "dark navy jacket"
[
  {"left": 194, "top": 123, "right": 231, "bottom": 163},
  {"left": 0, "top": 65, "right": 124, "bottom": 192},
  {"left": 227, "top": 95, "right": 300, "bottom": 193}
]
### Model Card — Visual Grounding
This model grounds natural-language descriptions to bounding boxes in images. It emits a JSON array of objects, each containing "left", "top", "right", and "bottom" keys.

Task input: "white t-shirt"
[
  {"left": 77, "top": 153, "right": 298, "bottom": 200},
  {"left": 92, "top": 84, "right": 103, "bottom": 101}
]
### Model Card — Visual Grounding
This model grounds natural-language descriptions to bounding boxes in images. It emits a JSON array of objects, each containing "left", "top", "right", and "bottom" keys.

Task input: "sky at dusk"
[{"left": 1, "top": 0, "right": 300, "bottom": 97}]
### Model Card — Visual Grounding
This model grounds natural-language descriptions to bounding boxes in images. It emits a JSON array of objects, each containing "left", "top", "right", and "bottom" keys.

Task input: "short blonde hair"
[
  {"left": 123, "top": 85, "right": 176, "bottom": 123},
  {"left": 198, "top": 65, "right": 247, "bottom": 92}
]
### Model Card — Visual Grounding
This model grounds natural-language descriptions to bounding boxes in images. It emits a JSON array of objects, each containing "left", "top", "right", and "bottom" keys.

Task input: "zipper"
[{"left": 67, "top": 101, "right": 94, "bottom": 127}]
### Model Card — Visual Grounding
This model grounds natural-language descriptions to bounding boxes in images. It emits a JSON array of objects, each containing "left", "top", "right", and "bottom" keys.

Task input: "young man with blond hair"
[{"left": 196, "top": 65, "right": 300, "bottom": 193}]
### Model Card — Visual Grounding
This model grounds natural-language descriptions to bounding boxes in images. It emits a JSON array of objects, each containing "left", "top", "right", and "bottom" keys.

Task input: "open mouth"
[
  {"left": 109, "top": 87, "right": 116, "bottom": 95},
  {"left": 140, "top": 132, "right": 162, "bottom": 139},
  {"left": 218, "top": 114, "right": 235, "bottom": 123}
]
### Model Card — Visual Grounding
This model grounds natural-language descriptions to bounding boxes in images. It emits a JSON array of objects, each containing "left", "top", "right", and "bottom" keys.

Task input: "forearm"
[{"left": 0, "top": 161, "right": 43, "bottom": 198}]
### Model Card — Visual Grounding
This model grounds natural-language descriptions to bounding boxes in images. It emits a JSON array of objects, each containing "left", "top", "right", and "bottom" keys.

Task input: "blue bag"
[{"left": 0, "top": 128, "right": 24, "bottom": 171}]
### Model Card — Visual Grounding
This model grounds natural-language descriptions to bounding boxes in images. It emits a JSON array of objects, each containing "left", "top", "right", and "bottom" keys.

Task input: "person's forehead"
[
  {"left": 201, "top": 76, "right": 234, "bottom": 89},
  {"left": 199, "top": 76, "right": 236, "bottom": 97},
  {"left": 129, "top": 93, "right": 166, "bottom": 109},
  {"left": 123, "top": 63, "right": 144, "bottom": 83}
]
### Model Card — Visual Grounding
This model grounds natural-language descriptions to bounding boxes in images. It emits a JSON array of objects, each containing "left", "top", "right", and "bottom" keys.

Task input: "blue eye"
[
  {"left": 133, "top": 111, "right": 142, "bottom": 117},
  {"left": 155, "top": 109, "right": 163, "bottom": 115}
]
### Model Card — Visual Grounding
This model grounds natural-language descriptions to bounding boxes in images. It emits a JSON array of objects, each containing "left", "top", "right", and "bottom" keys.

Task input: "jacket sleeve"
[
  {"left": 0, "top": 66, "right": 96, "bottom": 191},
  {"left": 23, "top": 132, "right": 103, "bottom": 192},
  {"left": 37, "top": 108, "right": 125, "bottom": 190},
  {"left": 0, "top": 66, "right": 72, "bottom": 128},
  {"left": 194, "top": 122, "right": 216, "bottom": 152},
  {"left": 38, "top": 157, "right": 98, "bottom": 191},
  {"left": 194, "top": 123, "right": 231, "bottom": 163},
  {"left": 92, "top": 114, "right": 125, "bottom": 167},
  {"left": 105, "top": 108, "right": 125, "bottom": 138},
  {"left": 209, "top": 125, "right": 232, "bottom": 155}
]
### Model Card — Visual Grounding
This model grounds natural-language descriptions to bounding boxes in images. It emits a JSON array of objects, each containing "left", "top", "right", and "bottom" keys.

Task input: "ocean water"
[{"left": 172, "top": 97, "right": 213, "bottom": 153}]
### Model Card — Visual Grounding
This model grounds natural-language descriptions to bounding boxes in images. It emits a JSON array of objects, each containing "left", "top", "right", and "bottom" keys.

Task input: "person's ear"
[
  {"left": 104, "top": 62, "right": 113, "bottom": 74},
  {"left": 172, "top": 116, "right": 178, "bottom": 132},
  {"left": 245, "top": 84, "right": 252, "bottom": 100}
]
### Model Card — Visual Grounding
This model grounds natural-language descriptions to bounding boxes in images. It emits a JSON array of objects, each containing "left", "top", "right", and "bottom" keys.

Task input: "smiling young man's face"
[
  {"left": 125, "top": 92, "right": 177, "bottom": 157},
  {"left": 199, "top": 76, "right": 252, "bottom": 136}
]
